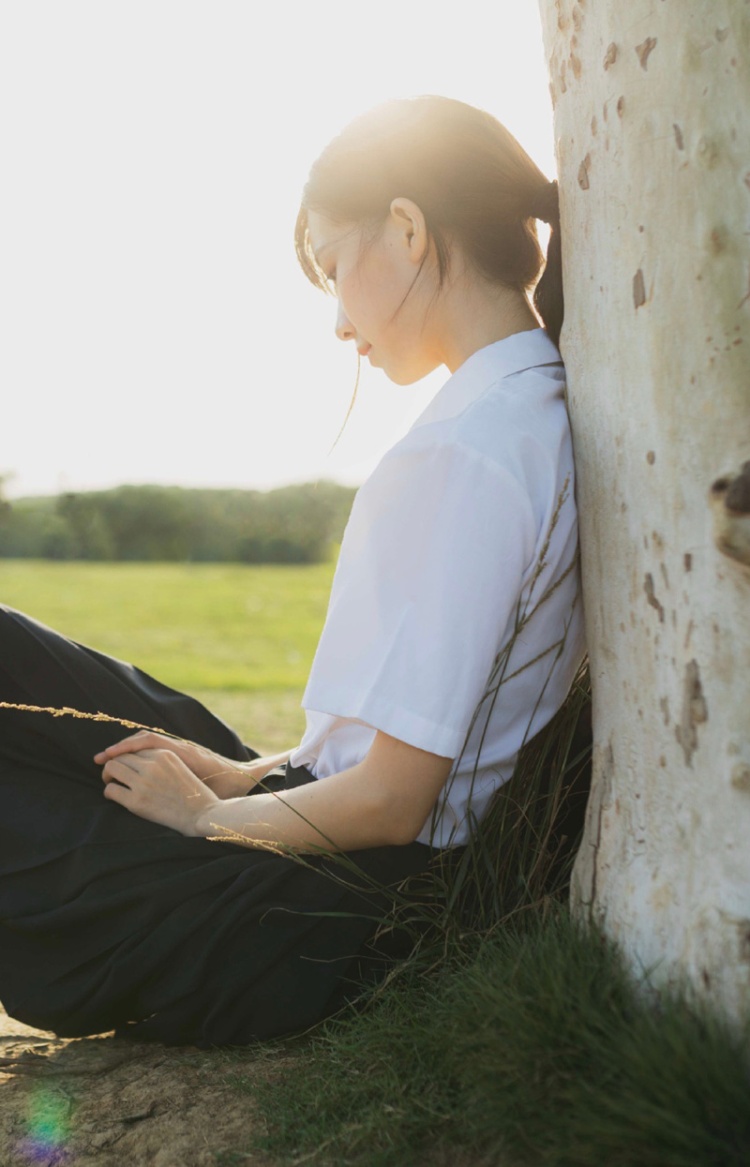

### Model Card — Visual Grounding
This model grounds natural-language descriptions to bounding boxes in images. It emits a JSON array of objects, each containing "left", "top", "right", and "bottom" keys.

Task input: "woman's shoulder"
[{"left": 382, "top": 364, "right": 569, "bottom": 485}]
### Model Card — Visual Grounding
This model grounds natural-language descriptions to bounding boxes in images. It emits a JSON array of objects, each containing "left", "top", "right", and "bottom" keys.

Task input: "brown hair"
[{"left": 295, "top": 96, "right": 563, "bottom": 346}]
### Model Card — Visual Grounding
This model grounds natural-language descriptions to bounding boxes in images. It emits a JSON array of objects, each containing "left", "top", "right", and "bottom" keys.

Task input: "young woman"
[{"left": 0, "top": 96, "right": 584, "bottom": 1046}]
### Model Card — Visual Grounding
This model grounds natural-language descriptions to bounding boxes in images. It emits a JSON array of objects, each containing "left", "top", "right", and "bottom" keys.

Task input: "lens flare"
[{"left": 16, "top": 1087, "right": 72, "bottom": 1164}]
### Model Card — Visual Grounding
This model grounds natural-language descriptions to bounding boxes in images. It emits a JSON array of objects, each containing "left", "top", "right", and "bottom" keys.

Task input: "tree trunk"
[{"left": 537, "top": 0, "right": 750, "bottom": 1022}]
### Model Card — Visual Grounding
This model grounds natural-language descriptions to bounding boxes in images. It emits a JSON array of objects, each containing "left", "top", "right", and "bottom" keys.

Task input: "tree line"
[{"left": 0, "top": 481, "right": 357, "bottom": 564}]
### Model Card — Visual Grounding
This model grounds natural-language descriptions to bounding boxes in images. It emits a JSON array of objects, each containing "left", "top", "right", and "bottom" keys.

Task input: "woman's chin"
[{"left": 385, "top": 364, "right": 434, "bottom": 388}]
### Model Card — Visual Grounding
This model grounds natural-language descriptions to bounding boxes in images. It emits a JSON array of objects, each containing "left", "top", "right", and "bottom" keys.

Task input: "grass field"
[{"left": 0, "top": 558, "right": 336, "bottom": 751}]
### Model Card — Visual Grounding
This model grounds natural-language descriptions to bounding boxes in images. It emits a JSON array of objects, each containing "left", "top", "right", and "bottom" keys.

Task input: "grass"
[
  {"left": 240, "top": 909, "right": 750, "bottom": 1167},
  {"left": 0, "top": 558, "right": 335, "bottom": 750}
]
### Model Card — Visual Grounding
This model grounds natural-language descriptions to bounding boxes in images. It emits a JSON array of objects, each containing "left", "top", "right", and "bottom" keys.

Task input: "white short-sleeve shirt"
[{"left": 290, "top": 328, "right": 585, "bottom": 848}]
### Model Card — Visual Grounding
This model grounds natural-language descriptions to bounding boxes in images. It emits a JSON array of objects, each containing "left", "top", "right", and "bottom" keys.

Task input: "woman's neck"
[{"left": 434, "top": 269, "right": 541, "bottom": 373}]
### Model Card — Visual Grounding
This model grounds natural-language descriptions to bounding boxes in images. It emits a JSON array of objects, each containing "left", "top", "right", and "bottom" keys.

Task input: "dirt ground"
[{"left": 0, "top": 1005, "right": 280, "bottom": 1167}]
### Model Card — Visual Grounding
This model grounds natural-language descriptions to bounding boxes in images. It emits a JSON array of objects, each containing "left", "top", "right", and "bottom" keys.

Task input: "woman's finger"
[
  {"left": 102, "top": 778, "right": 133, "bottom": 807},
  {"left": 101, "top": 756, "right": 141, "bottom": 786},
  {"left": 94, "top": 731, "right": 166, "bottom": 763}
]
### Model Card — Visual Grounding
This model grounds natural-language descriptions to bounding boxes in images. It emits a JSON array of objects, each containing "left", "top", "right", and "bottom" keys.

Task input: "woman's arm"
[{"left": 100, "top": 731, "right": 453, "bottom": 851}]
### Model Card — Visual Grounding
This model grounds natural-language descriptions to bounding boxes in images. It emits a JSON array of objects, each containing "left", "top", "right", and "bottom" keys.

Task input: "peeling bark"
[{"left": 675, "top": 659, "right": 708, "bottom": 766}]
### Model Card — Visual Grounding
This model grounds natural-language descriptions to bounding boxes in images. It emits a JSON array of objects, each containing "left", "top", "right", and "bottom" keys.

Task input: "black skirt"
[{"left": 0, "top": 605, "right": 433, "bottom": 1046}]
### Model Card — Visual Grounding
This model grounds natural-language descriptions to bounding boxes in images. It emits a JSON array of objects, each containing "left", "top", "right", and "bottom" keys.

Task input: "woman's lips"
[{"left": 357, "top": 344, "right": 372, "bottom": 358}]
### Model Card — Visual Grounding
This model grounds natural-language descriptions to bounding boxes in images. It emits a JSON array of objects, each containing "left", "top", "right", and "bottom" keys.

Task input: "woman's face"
[{"left": 306, "top": 206, "right": 444, "bottom": 386}]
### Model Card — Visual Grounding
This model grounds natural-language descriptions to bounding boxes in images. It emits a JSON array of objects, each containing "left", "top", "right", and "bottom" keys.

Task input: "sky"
[{"left": 2, "top": 1, "right": 555, "bottom": 500}]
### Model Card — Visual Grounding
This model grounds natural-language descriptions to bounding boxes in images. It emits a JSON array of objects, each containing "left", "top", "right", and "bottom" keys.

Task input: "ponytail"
[{"left": 531, "top": 180, "right": 564, "bottom": 348}]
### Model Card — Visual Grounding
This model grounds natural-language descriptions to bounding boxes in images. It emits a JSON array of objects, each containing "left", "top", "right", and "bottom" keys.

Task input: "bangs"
[{"left": 294, "top": 208, "right": 334, "bottom": 294}]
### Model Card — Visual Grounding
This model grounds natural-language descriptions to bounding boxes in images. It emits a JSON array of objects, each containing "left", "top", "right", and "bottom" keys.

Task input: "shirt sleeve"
[{"left": 300, "top": 435, "right": 538, "bottom": 758}]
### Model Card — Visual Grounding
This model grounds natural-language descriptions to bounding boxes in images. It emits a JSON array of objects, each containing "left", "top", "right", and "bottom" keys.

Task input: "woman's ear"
[{"left": 389, "top": 197, "right": 429, "bottom": 265}]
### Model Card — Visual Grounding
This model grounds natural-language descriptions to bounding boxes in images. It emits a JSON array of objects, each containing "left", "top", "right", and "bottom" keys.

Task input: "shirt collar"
[{"left": 410, "top": 328, "right": 562, "bottom": 432}]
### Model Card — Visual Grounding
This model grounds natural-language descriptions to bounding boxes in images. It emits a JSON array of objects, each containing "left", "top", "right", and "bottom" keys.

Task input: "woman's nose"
[{"left": 335, "top": 302, "right": 355, "bottom": 343}]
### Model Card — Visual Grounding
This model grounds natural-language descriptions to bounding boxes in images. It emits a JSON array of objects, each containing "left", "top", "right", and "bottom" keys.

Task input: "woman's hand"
[
  {"left": 95, "top": 731, "right": 229, "bottom": 780},
  {"left": 94, "top": 732, "right": 293, "bottom": 800},
  {"left": 101, "top": 747, "right": 220, "bottom": 836}
]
